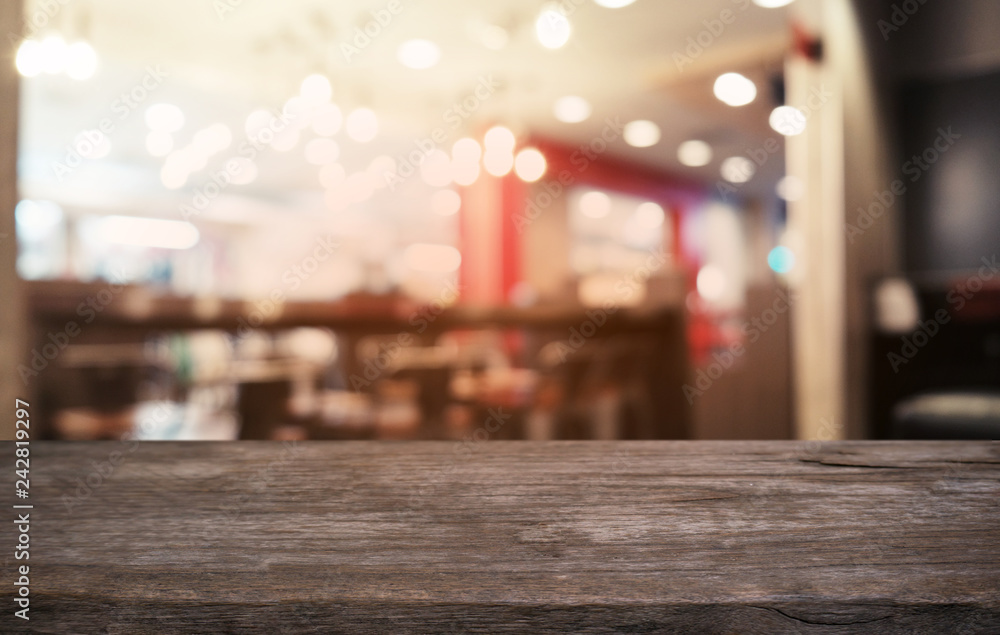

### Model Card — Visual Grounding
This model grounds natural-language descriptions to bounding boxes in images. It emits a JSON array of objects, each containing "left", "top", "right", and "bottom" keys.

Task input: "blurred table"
[{"left": 17, "top": 441, "right": 1000, "bottom": 632}]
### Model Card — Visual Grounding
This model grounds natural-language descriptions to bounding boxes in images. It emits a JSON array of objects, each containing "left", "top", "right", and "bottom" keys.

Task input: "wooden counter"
[{"left": 12, "top": 441, "right": 1000, "bottom": 632}]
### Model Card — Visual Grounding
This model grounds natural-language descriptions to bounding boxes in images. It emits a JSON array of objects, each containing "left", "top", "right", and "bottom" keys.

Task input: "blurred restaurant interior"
[{"left": 0, "top": 0, "right": 998, "bottom": 442}]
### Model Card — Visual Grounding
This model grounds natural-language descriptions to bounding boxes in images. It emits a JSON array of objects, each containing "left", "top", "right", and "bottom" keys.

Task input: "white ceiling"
[{"left": 18, "top": 0, "right": 793, "bottom": 221}]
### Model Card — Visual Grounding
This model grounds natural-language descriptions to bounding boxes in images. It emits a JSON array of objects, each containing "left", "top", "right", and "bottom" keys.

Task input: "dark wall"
[{"left": 899, "top": 70, "right": 1000, "bottom": 273}]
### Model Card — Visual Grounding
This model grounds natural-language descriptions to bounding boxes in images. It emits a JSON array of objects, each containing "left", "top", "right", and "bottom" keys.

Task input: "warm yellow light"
[
  {"left": 483, "top": 151, "right": 514, "bottom": 177},
  {"left": 536, "top": 8, "right": 571, "bottom": 49},
  {"left": 484, "top": 126, "right": 516, "bottom": 153},
  {"left": 714, "top": 72, "right": 757, "bottom": 107},
  {"left": 397, "top": 39, "right": 441, "bottom": 69},
  {"left": 579, "top": 191, "right": 611, "bottom": 219},
  {"left": 514, "top": 148, "right": 546, "bottom": 182}
]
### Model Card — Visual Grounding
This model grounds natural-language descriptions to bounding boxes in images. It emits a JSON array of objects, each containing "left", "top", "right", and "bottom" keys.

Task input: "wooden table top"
[{"left": 12, "top": 441, "right": 1000, "bottom": 633}]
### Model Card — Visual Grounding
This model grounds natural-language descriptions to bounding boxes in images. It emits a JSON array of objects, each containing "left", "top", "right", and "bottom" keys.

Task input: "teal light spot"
[{"left": 768, "top": 246, "right": 795, "bottom": 274}]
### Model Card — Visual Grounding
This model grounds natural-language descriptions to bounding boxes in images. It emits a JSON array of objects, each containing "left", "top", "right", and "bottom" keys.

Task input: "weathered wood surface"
[{"left": 8, "top": 441, "right": 1000, "bottom": 633}]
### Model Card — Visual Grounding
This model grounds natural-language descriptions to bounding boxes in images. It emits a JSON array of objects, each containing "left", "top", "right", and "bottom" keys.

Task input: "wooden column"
[
  {"left": 0, "top": 1, "right": 25, "bottom": 440},
  {"left": 458, "top": 173, "right": 504, "bottom": 307},
  {"left": 786, "top": 0, "right": 897, "bottom": 440}
]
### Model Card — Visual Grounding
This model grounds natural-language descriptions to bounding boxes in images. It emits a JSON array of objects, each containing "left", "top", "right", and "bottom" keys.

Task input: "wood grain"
[{"left": 7, "top": 441, "right": 1000, "bottom": 633}]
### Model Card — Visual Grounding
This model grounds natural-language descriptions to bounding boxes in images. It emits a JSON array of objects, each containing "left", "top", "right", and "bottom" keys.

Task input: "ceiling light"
[
  {"left": 767, "top": 246, "right": 795, "bottom": 274},
  {"left": 753, "top": 0, "right": 795, "bottom": 7},
  {"left": 714, "top": 72, "right": 757, "bottom": 107},
  {"left": 300, "top": 74, "right": 332, "bottom": 104},
  {"left": 769, "top": 105, "right": 807, "bottom": 136},
  {"left": 431, "top": 190, "right": 462, "bottom": 216},
  {"left": 484, "top": 126, "right": 516, "bottom": 153},
  {"left": 623, "top": 120, "right": 661, "bottom": 148},
  {"left": 776, "top": 175, "right": 804, "bottom": 201},
  {"left": 594, "top": 0, "right": 637, "bottom": 7},
  {"left": 720, "top": 156, "right": 756, "bottom": 183},
  {"left": 514, "top": 148, "right": 546, "bottom": 182},
  {"left": 99, "top": 216, "right": 199, "bottom": 250},
  {"left": 579, "top": 191, "right": 611, "bottom": 218},
  {"left": 483, "top": 151, "right": 514, "bottom": 177},
  {"left": 146, "top": 131, "right": 173, "bottom": 157},
  {"left": 15, "top": 40, "right": 43, "bottom": 77},
  {"left": 452, "top": 162, "right": 480, "bottom": 187},
  {"left": 553, "top": 96, "right": 591, "bottom": 123},
  {"left": 677, "top": 140, "right": 713, "bottom": 167},
  {"left": 696, "top": 265, "right": 727, "bottom": 301},
  {"left": 404, "top": 243, "right": 462, "bottom": 273},
  {"left": 635, "top": 202, "right": 665, "bottom": 228},
  {"left": 15, "top": 200, "right": 63, "bottom": 240},
  {"left": 145, "top": 104, "right": 185, "bottom": 133},
  {"left": 536, "top": 7, "right": 571, "bottom": 49},
  {"left": 397, "top": 39, "right": 441, "bottom": 69},
  {"left": 345, "top": 108, "right": 378, "bottom": 143},
  {"left": 39, "top": 35, "right": 67, "bottom": 74},
  {"left": 64, "top": 41, "right": 98, "bottom": 80}
]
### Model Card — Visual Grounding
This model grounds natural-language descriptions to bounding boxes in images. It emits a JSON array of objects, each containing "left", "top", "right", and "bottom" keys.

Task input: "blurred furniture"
[
  {"left": 870, "top": 277, "right": 1000, "bottom": 439},
  {"left": 893, "top": 392, "right": 1000, "bottom": 440},
  {"left": 26, "top": 280, "right": 691, "bottom": 440},
  {"left": 28, "top": 440, "right": 1000, "bottom": 631}
]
